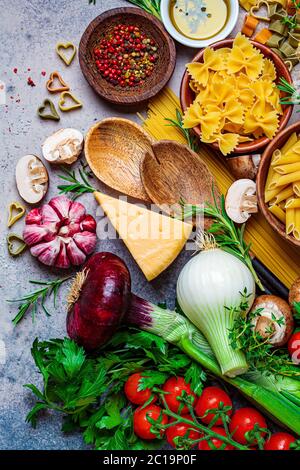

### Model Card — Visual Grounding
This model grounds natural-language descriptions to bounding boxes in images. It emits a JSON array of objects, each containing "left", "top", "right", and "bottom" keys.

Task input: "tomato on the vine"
[
  {"left": 229, "top": 407, "right": 267, "bottom": 445},
  {"left": 288, "top": 331, "right": 300, "bottom": 364},
  {"left": 264, "top": 432, "right": 296, "bottom": 450},
  {"left": 162, "top": 377, "right": 196, "bottom": 414},
  {"left": 166, "top": 415, "right": 201, "bottom": 449},
  {"left": 194, "top": 386, "right": 232, "bottom": 425},
  {"left": 133, "top": 404, "right": 168, "bottom": 440},
  {"left": 124, "top": 373, "right": 156, "bottom": 405},
  {"left": 198, "top": 427, "right": 234, "bottom": 450}
]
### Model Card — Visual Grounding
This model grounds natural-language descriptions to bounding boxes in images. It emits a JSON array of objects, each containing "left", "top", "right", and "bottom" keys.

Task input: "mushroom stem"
[
  {"left": 241, "top": 195, "right": 258, "bottom": 213},
  {"left": 255, "top": 316, "right": 275, "bottom": 339}
]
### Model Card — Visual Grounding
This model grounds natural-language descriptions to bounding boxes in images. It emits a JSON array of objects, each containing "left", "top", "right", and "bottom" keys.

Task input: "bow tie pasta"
[{"left": 183, "top": 34, "right": 283, "bottom": 155}]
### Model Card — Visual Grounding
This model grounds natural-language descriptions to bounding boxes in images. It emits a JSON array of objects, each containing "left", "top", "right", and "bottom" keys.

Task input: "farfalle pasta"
[{"left": 183, "top": 34, "right": 283, "bottom": 155}]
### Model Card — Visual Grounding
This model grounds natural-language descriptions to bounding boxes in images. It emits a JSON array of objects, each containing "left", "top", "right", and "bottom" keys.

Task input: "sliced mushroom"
[
  {"left": 250, "top": 295, "right": 294, "bottom": 347},
  {"left": 42, "top": 128, "right": 84, "bottom": 165},
  {"left": 225, "top": 179, "right": 258, "bottom": 224},
  {"left": 16, "top": 155, "right": 49, "bottom": 204}
]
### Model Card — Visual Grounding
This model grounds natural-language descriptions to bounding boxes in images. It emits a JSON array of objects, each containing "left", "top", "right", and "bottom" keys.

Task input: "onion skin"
[{"left": 67, "top": 252, "right": 131, "bottom": 351}]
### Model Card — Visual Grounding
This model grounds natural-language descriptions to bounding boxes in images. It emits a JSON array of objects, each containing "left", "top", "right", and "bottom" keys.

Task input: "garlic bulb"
[{"left": 23, "top": 196, "right": 97, "bottom": 268}]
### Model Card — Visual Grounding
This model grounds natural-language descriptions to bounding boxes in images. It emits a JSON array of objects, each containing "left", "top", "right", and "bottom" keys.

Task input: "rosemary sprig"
[
  {"left": 278, "top": 77, "right": 300, "bottom": 109},
  {"left": 88, "top": 0, "right": 161, "bottom": 19},
  {"left": 181, "top": 192, "right": 264, "bottom": 291},
  {"left": 165, "top": 109, "right": 199, "bottom": 153},
  {"left": 126, "top": 0, "right": 161, "bottom": 19},
  {"left": 8, "top": 277, "right": 72, "bottom": 325},
  {"left": 57, "top": 164, "right": 97, "bottom": 200}
]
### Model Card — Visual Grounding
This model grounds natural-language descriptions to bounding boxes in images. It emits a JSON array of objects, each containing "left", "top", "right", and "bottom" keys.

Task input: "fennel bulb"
[{"left": 177, "top": 247, "right": 255, "bottom": 378}]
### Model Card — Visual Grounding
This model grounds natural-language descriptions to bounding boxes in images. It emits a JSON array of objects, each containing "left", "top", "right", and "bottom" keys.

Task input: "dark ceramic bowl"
[{"left": 79, "top": 7, "right": 176, "bottom": 106}]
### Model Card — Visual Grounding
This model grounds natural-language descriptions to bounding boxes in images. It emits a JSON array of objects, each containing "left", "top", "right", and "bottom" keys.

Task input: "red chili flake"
[
  {"left": 41, "top": 70, "right": 46, "bottom": 76},
  {"left": 27, "top": 68, "right": 31, "bottom": 71},
  {"left": 13, "top": 68, "right": 18, "bottom": 74},
  {"left": 27, "top": 77, "right": 36, "bottom": 87}
]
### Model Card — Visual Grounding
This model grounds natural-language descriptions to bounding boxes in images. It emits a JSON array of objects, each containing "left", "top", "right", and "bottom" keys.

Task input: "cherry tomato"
[
  {"left": 166, "top": 415, "right": 201, "bottom": 449},
  {"left": 288, "top": 331, "right": 300, "bottom": 364},
  {"left": 133, "top": 404, "right": 168, "bottom": 440},
  {"left": 264, "top": 432, "right": 296, "bottom": 450},
  {"left": 124, "top": 373, "right": 156, "bottom": 405},
  {"left": 198, "top": 427, "right": 234, "bottom": 450},
  {"left": 194, "top": 386, "right": 233, "bottom": 425},
  {"left": 162, "top": 377, "right": 196, "bottom": 414},
  {"left": 229, "top": 407, "right": 267, "bottom": 445}
]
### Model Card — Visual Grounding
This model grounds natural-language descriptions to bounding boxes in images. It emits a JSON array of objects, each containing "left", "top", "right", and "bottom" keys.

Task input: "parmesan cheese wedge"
[{"left": 94, "top": 192, "right": 193, "bottom": 281}]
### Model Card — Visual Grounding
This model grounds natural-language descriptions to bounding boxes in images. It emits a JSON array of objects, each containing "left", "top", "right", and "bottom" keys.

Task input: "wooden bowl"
[
  {"left": 257, "top": 122, "right": 300, "bottom": 247},
  {"left": 79, "top": 7, "right": 176, "bottom": 106},
  {"left": 180, "top": 39, "right": 293, "bottom": 156},
  {"left": 141, "top": 140, "right": 219, "bottom": 223},
  {"left": 85, "top": 118, "right": 154, "bottom": 201}
]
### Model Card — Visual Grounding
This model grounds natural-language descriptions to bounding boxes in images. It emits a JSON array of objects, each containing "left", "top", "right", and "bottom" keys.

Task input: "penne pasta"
[
  {"left": 286, "top": 207, "right": 295, "bottom": 234},
  {"left": 268, "top": 204, "right": 286, "bottom": 224},
  {"left": 275, "top": 170, "right": 300, "bottom": 187},
  {"left": 274, "top": 162, "right": 300, "bottom": 175},
  {"left": 280, "top": 132, "right": 298, "bottom": 155},
  {"left": 273, "top": 186, "right": 294, "bottom": 204},
  {"left": 294, "top": 209, "right": 300, "bottom": 240},
  {"left": 271, "top": 154, "right": 300, "bottom": 166},
  {"left": 285, "top": 198, "right": 300, "bottom": 209},
  {"left": 293, "top": 181, "right": 300, "bottom": 197}
]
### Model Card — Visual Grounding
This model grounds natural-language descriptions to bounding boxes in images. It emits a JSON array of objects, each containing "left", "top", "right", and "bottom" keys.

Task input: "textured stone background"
[{"left": 0, "top": 0, "right": 291, "bottom": 450}]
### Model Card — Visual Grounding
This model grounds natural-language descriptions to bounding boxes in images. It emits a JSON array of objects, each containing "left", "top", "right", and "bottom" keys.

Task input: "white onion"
[{"left": 177, "top": 248, "right": 255, "bottom": 377}]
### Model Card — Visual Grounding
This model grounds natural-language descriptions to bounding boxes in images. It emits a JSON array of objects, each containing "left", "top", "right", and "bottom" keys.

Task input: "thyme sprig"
[
  {"left": 181, "top": 192, "right": 264, "bottom": 291},
  {"left": 57, "top": 163, "right": 97, "bottom": 200},
  {"left": 278, "top": 77, "right": 300, "bottom": 109},
  {"left": 8, "top": 277, "right": 72, "bottom": 325},
  {"left": 229, "top": 309, "right": 300, "bottom": 378},
  {"left": 165, "top": 109, "right": 199, "bottom": 153}
]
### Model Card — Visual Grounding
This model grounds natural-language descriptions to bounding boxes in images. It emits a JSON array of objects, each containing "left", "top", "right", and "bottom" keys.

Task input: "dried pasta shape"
[
  {"left": 202, "top": 132, "right": 239, "bottom": 155},
  {"left": 261, "top": 58, "right": 277, "bottom": 81},
  {"left": 239, "top": 0, "right": 258, "bottom": 11},
  {"left": 182, "top": 101, "right": 203, "bottom": 128},
  {"left": 186, "top": 48, "right": 225, "bottom": 87},
  {"left": 200, "top": 111, "right": 223, "bottom": 139},
  {"left": 244, "top": 109, "right": 279, "bottom": 138}
]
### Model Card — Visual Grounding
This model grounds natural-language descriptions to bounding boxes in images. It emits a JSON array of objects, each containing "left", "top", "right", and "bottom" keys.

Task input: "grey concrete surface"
[{"left": 0, "top": 0, "right": 295, "bottom": 450}]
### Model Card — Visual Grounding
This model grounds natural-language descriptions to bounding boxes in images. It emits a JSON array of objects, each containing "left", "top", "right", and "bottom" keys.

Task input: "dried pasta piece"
[
  {"left": 244, "top": 109, "right": 279, "bottom": 139},
  {"left": 227, "top": 44, "right": 264, "bottom": 80},
  {"left": 186, "top": 48, "right": 225, "bottom": 87},
  {"left": 239, "top": 0, "right": 258, "bottom": 11},
  {"left": 269, "top": 204, "right": 286, "bottom": 223},
  {"left": 261, "top": 58, "right": 277, "bottom": 81},
  {"left": 254, "top": 28, "right": 273, "bottom": 45},
  {"left": 202, "top": 132, "right": 239, "bottom": 155},
  {"left": 182, "top": 102, "right": 203, "bottom": 128}
]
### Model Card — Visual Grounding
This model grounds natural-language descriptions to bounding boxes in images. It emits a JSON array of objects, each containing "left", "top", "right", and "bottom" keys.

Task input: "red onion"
[{"left": 66, "top": 252, "right": 131, "bottom": 350}]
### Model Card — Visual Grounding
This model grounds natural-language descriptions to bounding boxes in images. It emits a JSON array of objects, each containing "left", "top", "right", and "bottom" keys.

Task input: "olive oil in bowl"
[{"left": 169, "top": 0, "right": 230, "bottom": 40}]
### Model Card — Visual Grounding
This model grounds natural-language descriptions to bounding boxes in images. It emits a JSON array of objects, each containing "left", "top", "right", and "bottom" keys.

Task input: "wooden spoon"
[
  {"left": 85, "top": 118, "right": 154, "bottom": 201},
  {"left": 141, "top": 140, "right": 219, "bottom": 223}
]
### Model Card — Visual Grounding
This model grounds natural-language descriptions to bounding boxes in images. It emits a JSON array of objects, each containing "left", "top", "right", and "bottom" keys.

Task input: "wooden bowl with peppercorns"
[{"left": 79, "top": 7, "right": 176, "bottom": 106}]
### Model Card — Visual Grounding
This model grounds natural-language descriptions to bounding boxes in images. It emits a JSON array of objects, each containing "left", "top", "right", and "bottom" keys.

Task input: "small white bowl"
[{"left": 160, "top": 0, "right": 239, "bottom": 48}]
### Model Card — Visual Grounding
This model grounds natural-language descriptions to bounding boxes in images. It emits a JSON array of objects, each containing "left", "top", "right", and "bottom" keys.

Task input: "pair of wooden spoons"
[{"left": 84, "top": 118, "right": 217, "bottom": 218}]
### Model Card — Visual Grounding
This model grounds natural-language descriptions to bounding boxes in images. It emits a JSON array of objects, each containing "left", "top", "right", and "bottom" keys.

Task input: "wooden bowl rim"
[
  {"left": 257, "top": 121, "right": 300, "bottom": 248},
  {"left": 79, "top": 7, "right": 176, "bottom": 105},
  {"left": 180, "top": 38, "right": 293, "bottom": 155}
]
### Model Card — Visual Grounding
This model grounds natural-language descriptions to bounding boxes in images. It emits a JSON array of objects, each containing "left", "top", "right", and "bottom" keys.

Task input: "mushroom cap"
[
  {"left": 15, "top": 155, "right": 48, "bottom": 204},
  {"left": 225, "top": 179, "right": 257, "bottom": 224},
  {"left": 42, "top": 128, "right": 84, "bottom": 165},
  {"left": 289, "top": 277, "right": 300, "bottom": 308},
  {"left": 227, "top": 154, "right": 260, "bottom": 180},
  {"left": 251, "top": 295, "right": 294, "bottom": 347}
]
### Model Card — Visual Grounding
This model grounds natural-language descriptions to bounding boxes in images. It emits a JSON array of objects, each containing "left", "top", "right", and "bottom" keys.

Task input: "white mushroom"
[
  {"left": 42, "top": 128, "right": 84, "bottom": 165},
  {"left": 225, "top": 179, "right": 258, "bottom": 224},
  {"left": 250, "top": 295, "right": 294, "bottom": 347},
  {"left": 16, "top": 155, "right": 48, "bottom": 204}
]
